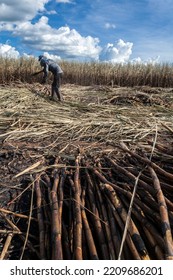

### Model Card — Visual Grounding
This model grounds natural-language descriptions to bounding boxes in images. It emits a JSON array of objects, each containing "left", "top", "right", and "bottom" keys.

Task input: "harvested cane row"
[{"left": 1, "top": 140, "right": 173, "bottom": 260}]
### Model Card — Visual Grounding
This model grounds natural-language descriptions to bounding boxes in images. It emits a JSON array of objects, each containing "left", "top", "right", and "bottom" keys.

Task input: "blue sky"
[{"left": 0, "top": 0, "right": 173, "bottom": 63}]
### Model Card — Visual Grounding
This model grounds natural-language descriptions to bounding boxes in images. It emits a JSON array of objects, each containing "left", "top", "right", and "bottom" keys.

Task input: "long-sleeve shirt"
[{"left": 40, "top": 57, "right": 63, "bottom": 80}]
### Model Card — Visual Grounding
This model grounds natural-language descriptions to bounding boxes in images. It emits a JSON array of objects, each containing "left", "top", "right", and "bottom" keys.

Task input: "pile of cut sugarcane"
[
  {"left": 27, "top": 141, "right": 173, "bottom": 259},
  {"left": 1, "top": 140, "right": 173, "bottom": 260}
]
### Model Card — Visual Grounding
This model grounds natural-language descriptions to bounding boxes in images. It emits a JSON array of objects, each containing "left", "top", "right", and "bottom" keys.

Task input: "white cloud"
[
  {"left": 105, "top": 22, "right": 116, "bottom": 29},
  {"left": 131, "top": 55, "right": 160, "bottom": 65},
  {"left": 0, "top": 14, "right": 134, "bottom": 63},
  {"left": 22, "top": 53, "right": 34, "bottom": 59},
  {"left": 99, "top": 39, "right": 133, "bottom": 63},
  {"left": 0, "top": 22, "right": 14, "bottom": 31},
  {"left": 0, "top": 43, "right": 19, "bottom": 58},
  {"left": 42, "top": 52, "right": 62, "bottom": 61},
  {"left": 0, "top": 0, "right": 49, "bottom": 22},
  {"left": 46, "top": 10, "right": 57, "bottom": 15},
  {"left": 12, "top": 16, "right": 101, "bottom": 60},
  {"left": 0, "top": 1, "right": 156, "bottom": 63},
  {"left": 0, "top": 41, "right": 160, "bottom": 65},
  {"left": 0, "top": 1, "right": 145, "bottom": 63}
]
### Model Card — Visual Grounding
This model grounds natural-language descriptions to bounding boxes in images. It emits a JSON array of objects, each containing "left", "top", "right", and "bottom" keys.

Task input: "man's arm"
[
  {"left": 42, "top": 63, "right": 49, "bottom": 83},
  {"left": 31, "top": 69, "right": 44, "bottom": 76}
]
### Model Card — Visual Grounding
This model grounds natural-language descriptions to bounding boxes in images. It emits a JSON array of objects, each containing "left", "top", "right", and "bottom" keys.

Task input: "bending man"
[{"left": 38, "top": 55, "right": 63, "bottom": 101}]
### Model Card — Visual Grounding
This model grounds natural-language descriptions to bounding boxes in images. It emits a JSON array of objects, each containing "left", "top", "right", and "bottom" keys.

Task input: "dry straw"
[{"left": 0, "top": 84, "right": 173, "bottom": 149}]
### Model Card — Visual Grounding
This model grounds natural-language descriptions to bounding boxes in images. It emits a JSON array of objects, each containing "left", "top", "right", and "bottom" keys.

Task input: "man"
[{"left": 38, "top": 55, "right": 63, "bottom": 101}]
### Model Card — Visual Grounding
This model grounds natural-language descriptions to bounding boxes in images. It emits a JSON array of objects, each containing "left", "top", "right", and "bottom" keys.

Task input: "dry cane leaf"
[{"left": 14, "top": 160, "right": 43, "bottom": 178}]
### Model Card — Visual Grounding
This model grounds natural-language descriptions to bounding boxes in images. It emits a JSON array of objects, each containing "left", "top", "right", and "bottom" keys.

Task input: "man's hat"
[{"left": 38, "top": 55, "right": 44, "bottom": 61}]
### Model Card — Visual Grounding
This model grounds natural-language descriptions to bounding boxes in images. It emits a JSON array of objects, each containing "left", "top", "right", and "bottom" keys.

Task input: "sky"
[{"left": 0, "top": 0, "right": 173, "bottom": 63}]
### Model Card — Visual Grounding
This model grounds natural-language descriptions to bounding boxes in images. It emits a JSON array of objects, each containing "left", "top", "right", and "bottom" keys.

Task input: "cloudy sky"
[{"left": 0, "top": 0, "right": 173, "bottom": 63}]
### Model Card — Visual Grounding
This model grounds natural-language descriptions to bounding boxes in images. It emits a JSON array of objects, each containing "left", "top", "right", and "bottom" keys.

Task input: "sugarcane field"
[{"left": 1, "top": 58, "right": 173, "bottom": 260}]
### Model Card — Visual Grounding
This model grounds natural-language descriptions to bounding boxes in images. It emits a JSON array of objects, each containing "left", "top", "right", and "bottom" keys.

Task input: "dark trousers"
[{"left": 51, "top": 73, "right": 63, "bottom": 101}]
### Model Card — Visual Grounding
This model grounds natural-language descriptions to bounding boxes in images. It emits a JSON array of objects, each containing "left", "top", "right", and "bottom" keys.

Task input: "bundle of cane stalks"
[{"left": 1, "top": 139, "right": 173, "bottom": 260}]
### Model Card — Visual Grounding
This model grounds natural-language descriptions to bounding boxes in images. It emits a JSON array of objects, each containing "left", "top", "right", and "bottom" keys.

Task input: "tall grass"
[{"left": 0, "top": 56, "right": 173, "bottom": 87}]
